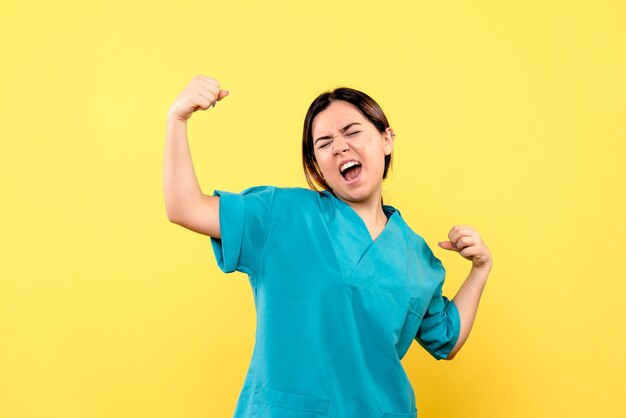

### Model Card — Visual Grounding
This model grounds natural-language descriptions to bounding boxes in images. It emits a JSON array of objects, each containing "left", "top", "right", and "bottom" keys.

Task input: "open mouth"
[{"left": 340, "top": 161, "right": 362, "bottom": 182}]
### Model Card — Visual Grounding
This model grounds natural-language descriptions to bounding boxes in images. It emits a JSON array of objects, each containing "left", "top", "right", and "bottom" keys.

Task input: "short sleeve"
[
  {"left": 414, "top": 254, "right": 461, "bottom": 361},
  {"left": 210, "top": 186, "right": 277, "bottom": 276}
]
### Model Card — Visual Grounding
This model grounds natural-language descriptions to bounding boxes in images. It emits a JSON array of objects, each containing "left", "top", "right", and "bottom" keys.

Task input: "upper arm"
[{"left": 169, "top": 194, "right": 221, "bottom": 238}]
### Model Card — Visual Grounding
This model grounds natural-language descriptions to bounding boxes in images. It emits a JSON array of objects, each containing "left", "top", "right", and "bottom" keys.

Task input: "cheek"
[
  {"left": 364, "top": 146, "right": 386, "bottom": 172},
  {"left": 320, "top": 164, "right": 338, "bottom": 179},
  {"left": 314, "top": 152, "right": 335, "bottom": 178}
]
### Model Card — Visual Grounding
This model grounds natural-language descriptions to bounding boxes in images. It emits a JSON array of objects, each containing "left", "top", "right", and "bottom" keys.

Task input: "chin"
[
  {"left": 333, "top": 186, "right": 375, "bottom": 203},
  {"left": 327, "top": 172, "right": 382, "bottom": 203}
]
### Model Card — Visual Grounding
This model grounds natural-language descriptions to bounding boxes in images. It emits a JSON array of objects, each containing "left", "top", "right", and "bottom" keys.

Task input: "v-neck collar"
[
  {"left": 321, "top": 190, "right": 399, "bottom": 240},
  {"left": 319, "top": 190, "right": 404, "bottom": 278}
]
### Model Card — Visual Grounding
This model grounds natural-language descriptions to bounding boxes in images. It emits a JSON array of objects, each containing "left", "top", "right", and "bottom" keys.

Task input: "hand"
[
  {"left": 167, "top": 75, "right": 229, "bottom": 122},
  {"left": 438, "top": 225, "right": 492, "bottom": 271}
]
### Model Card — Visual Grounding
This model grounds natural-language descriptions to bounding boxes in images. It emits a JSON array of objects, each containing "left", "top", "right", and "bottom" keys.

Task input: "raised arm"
[{"left": 162, "top": 75, "right": 229, "bottom": 238}]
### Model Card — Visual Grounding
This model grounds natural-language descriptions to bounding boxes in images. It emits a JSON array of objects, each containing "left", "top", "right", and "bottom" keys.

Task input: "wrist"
[
  {"left": 166, "top": 117, "right": 189, "bottom": 135},
  {"left": 166, "top": 111, "right": 188, "bottom": 125},
  {"left": 471, "top": 261, "right": 492, "bottom": 275}
]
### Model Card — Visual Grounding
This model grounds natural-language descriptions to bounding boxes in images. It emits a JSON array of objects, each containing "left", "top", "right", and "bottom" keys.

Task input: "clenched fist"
[
  {"left": 438, "top": 225, "right": 493, "bottom": 271},
  {"left": 167, "top": 75, "right": 229, "bottom": 122}
]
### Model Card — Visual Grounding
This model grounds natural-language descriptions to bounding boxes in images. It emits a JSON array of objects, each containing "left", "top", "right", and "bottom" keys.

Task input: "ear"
[{"left": 383, "top": 127, "right": 395, "bottom": 155}]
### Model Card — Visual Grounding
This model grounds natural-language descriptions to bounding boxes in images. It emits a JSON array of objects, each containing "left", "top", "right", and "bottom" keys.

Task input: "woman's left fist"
[{"left": 438, "top": 225, "right": 492, "bottom": 271}]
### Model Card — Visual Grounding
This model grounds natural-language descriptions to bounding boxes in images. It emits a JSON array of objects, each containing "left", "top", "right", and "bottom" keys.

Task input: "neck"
[{"left": 340, "top": 189, "right": 388, "bottom": 240}]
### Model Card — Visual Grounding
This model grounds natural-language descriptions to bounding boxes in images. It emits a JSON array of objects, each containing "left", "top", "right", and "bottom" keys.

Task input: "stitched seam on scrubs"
[
  {"left": 406, "top": 306, "right": 422, "bottom": 318},
  {"left": 442, "top": 299, "right": 462, "bottom": 359},
  {"left": 210, "top": 189, "right": 244, "bottom": 274},
  {"left": 342, "top": 277, "right": 408, "bottom": 296},
  {"left": 403, "top": 227, "right": 414, "bottom": 289},
  {"left": 325, "top": 197, "right": 409, "bottom": 294},
  {"left": 430, "top": 298, "right": 458, "bottom": 360},
  {"left": 248, "top": 186, "right": 278, "bottom": 278},
  {"left": 317, "top": 191, "right": 347, "bottom": 278},
  {"left": 323, "top": 189, "right": 394, "bottom": 279},
  {"left": 256, "top": 399, "right": 328, "bottom": 414},
  {"left": 383, "top": 412, "right": 417, "bottom": 418},
  {"left": 344, "top": 206, "right": 397, "bottom": 278}
]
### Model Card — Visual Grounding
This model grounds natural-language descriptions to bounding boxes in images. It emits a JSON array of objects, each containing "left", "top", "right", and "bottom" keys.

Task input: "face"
[{"left": 311, "top": 100, "right": 394, "bottom": 205}]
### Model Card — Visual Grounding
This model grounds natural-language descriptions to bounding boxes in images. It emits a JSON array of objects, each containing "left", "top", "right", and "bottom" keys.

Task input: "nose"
[{"left": 332, "top": 134, "right": 350, "bottom": 155}]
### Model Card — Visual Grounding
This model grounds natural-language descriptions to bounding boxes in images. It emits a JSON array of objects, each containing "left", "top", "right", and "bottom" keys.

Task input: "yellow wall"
[{"left": 1, "top": 1, "right": 624, "bottom": 417}]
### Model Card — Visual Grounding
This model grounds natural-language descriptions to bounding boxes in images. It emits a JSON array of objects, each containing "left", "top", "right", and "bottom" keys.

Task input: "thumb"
[
  {"left": 437, "top": 241, "right": 456, "bottom": 251},
  {"left": 217, "top": 89, "right": 230, "bottom": 101}
]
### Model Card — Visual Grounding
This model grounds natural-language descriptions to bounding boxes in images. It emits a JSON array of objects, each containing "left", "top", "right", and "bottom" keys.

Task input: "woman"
[{"left": 163, "top": 75, "right": 492, "bottom": 417}]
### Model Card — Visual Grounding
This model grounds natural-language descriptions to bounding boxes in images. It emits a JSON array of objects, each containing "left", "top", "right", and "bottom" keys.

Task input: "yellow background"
[{"left": 1, "top": 1, "right": 624, "bottom": 417}]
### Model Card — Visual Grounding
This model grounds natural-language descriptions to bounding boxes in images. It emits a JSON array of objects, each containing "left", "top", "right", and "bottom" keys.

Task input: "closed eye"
[
  {"left": 317, "top": 131, "right": 360, "bottom": 149},
  {"left": 318, "top": 141, "right": 331, "bottom": 149}
]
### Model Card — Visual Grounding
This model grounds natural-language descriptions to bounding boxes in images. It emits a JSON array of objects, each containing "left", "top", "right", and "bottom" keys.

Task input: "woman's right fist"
[{"left": 167, "top": 75, "right": 229, "bottom": 122}]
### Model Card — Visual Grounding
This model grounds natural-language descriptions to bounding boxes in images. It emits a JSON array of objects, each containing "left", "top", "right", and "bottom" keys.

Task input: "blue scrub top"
[{"left": 210, "top": 186, "right": 461, "bottom": 418}]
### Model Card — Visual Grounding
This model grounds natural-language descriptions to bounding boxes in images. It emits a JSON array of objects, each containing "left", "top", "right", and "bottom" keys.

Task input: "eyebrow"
[{"left": 314, "top": 122, "right": 362, "bottom": 145}]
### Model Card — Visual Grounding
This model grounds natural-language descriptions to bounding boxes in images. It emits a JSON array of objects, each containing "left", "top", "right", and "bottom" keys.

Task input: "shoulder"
[
  {"left": 232, "top": 185, "right": 325, "bottom": 209},
  {"left": 267, "top": 186, "right": 326, "bottom": 206},
  {"left": 228, "top": 185, "right": 313, "bottom": 198}
]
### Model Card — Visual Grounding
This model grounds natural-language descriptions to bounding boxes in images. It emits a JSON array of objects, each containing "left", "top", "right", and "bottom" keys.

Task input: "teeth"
[{"left": 340, "top": 161, "right": 360, "bottom": 173}]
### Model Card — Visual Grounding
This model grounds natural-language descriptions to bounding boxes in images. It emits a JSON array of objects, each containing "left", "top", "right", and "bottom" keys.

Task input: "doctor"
[{"left": 163, "top": 74, "right": 493, "bottom": 417}]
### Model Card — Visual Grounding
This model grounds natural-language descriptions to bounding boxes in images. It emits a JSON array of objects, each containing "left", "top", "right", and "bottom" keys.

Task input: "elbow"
[
  {"left": 165, "top": 207, "right": 182, "bottom": 224},
  {"left": 445, "top": 347, "right": 459, "bottom": 361},
  {"left": 164, "top": 199, "right": 184, "bottom": 224},
  {"left": 167, "top": 214, "right": 185, "bottom": 226}
]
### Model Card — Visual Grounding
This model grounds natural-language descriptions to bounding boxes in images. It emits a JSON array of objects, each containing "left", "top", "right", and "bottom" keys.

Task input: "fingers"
[
  {"left": 208, "top": 89, "right": 229, "bottom": 107},
  {"left": 454, "top": 235, "right": 476, "bottom": 250},
  {"left": 438, "top": 237, "right": 474, "bottom": 253},
  {"left": 217, "top": 89, "right": 229, "bottom": 101},
  {"left": 439, "top": 225, "right": 492, "bottom": 269},
  {"left": 194, "top": 74, "right": 220, "bottom": 87},
  {"left": 459, "top": 242, "right": 480, "bottom": 257},
  {"left": 437, "top": 241, "right": 456, "bottom": 251},
  {"left": 190, "top": 75, "right": 229, "bottom": 108},
  {"left": 447, "top": 225, "right": 477, "bottom": 250},
  {"left": 168, "top": 74, "right": 230, "bottom": 121},
  {"left": 195, "top": 91, "right": 213, "bottom": 111}
]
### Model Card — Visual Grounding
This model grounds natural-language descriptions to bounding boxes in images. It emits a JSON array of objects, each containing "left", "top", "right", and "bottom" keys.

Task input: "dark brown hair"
[{"left": 302, "top": 87, "right": 393, "bottom": 193}]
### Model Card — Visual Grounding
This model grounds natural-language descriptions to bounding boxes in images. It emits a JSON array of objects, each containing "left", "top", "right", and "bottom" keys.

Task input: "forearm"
[
  {"left": 446, "top": 264, "right": 491, "bottom": 359},
  {"left": 162, "top": 116, "right": 203, "bottom": 222}
]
